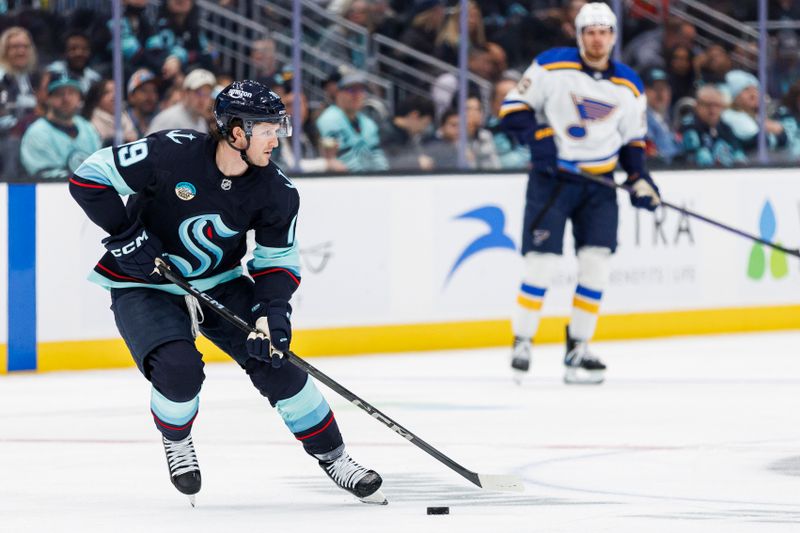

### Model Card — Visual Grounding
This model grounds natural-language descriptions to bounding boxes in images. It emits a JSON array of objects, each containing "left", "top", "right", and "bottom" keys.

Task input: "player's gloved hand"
[
  {"left": 530, "top": 127, "right": 558, "bottom": 178},
  {"left": 247, "top": 300, "right": 292, "bottom": 368},
  {"left": 102, "top": 219, "right": 166, "bottom": 282},
  {"left": 626, "top": 173, "right": 661, "bottom": 211}
]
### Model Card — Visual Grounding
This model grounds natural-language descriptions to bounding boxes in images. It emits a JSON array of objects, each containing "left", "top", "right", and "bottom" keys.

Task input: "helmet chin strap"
[{"left": 225, "top": 134, "right": 253, "bottom": 166}]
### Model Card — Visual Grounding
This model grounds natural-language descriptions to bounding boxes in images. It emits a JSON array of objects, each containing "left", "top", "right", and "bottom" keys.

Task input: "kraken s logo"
[{"left": 167, "top": 214, "right": 238, "bottom": 277}]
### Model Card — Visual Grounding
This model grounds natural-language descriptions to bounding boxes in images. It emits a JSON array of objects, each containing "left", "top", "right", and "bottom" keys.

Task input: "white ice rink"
[{"left": 2, "top": 331, "right": 800, "bottom": 532}]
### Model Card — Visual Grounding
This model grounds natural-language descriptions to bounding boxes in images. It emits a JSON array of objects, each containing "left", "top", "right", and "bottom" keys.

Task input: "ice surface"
[{"left": 2, "top": 331, "right": 800, "bottom": 532}]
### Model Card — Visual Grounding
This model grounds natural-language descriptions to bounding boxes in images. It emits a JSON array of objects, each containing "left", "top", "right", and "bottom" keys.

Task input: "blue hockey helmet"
[{"left": 214, "top": 80, "right": 292, "bottom": 138}]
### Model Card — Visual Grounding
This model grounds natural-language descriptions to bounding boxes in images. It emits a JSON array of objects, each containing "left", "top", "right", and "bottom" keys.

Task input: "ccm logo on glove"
[{"left": 108, "top": 229, "right": 150, "bottom": 257}]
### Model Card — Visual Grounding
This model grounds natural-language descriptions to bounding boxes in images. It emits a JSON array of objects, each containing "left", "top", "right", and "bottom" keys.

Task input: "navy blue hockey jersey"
[{"left": 69, "top": 129, "right": 300, "bottom": 303}]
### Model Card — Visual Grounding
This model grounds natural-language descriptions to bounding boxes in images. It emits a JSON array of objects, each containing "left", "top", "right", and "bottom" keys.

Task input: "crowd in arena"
[{"left": 0, "top": 0, "right": 798, "bottom": 180}]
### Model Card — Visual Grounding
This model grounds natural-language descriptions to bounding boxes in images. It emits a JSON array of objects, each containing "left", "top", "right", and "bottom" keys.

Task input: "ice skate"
[
  {"left": 319, "top": 450, "right": 387, "bottom": 505},
  {"left": 564, "top": 328, "right": 606, "bottom": 385},
  {"left": 162, "top": 435, "right": 201, "bottom": 506},
  {"left": 510, "top": 336, "right": 532, "bottom": 384}
]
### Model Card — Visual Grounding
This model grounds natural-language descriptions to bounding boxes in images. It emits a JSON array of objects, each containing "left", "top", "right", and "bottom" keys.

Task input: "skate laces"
[
  {"left": 324, "top": 452, "right": 370, "bottom": 489},
  {"left": 184, "top": 295, "right": 204, "bottom": 339},
  {"left": 566, "top": 342, "right": 601, "bottom": 367},
  {"left": 163, "top": 435, "right": 199, "bottom": 477}
]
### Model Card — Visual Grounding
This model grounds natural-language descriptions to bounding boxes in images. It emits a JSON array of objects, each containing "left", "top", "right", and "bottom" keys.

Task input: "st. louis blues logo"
[
  {"left": 567, "top": 94, "right": 617, "bottom": 138},
  {"left": 446, "top": 206, "right": 517, "bottom": 285},
  {"left": 168, "top": 214, "right": 238, "bottom": 277}
]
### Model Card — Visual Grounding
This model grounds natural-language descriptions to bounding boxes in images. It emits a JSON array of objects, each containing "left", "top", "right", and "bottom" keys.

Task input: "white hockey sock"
[
  {"left": 568, "top": 247, "right": 611, "bottom": 342},
  {"left": 513, "top": 252, "right": 559, "bottom": 339}
]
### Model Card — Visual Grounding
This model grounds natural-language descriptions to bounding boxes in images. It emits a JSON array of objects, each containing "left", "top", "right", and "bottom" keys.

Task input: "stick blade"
[{"left": 477, "top": 474, "right": 525, "bottom": 492}]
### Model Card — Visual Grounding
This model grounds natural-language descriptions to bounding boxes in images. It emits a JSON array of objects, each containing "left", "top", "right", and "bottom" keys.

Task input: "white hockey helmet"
[{"left": 575, "top": 2, "right": 617, "bottom": 54}]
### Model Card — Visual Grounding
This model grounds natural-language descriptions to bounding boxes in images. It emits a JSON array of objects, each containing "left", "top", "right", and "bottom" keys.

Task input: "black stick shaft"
[
  {"left": 572, "top": 169, "right": 800, "bottom": 259},
  {"left": 154, "top": 260, "right": 483, "bottom": 488}
]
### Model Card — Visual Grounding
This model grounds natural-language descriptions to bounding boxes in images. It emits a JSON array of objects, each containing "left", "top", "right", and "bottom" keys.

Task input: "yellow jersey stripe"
[
  {"left": 534, "top": 127, "right": 554, "bottom": 140},
  {"left": 498, "top": 103, "right": 532, "bottom": 118},
  {"left": 610, "top": 77, "right": 641, "bottom": 97},
  {"left": 579, "top": 159, "right": 618, "bottom": 175},
  {"left": 542, "top": 61, "right": 582, "bottom": 71}
]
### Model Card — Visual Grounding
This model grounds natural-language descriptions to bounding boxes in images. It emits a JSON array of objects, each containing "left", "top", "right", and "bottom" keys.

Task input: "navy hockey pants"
[
  {"left": 110, "top": 276, "right": 343, "bottom": 455},
  {"left": 521, "top": 171, "right": 619, "bottom": 255}
]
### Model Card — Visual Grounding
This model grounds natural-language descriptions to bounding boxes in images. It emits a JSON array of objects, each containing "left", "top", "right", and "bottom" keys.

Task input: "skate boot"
[
  {"left": 510, "top": 336, "right": 532, "bottom": 384},
  {"left": 564, "top": 327, "right": 606, "bottom": 385},
  {"left": 319, "top": 450, "right": 387, "bottom": 505},
  {"left": 162, "top": 435, "right": 202, "bottom": 506}
]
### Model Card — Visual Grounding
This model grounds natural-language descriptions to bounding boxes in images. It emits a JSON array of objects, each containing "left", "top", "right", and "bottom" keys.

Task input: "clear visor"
[{"left": 247, "top": 115, "right": 293, "bottom": 138}]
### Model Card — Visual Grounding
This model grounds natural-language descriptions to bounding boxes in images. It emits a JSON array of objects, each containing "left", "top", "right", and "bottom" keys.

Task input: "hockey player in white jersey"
[{"left": 499, "top": 2, "right": 661, "bottom": 384}]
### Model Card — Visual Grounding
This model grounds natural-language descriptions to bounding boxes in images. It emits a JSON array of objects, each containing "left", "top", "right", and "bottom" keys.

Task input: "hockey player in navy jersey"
[
  {"left": 499, "top": 3, "right": 661, "bottom": 385},
  {"left": 69, "top": 81, "right": 386, "bottom": 505}
]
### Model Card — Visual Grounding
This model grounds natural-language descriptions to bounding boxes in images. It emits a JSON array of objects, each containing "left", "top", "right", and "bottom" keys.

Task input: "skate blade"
[
  {"left": 358, "top": 488, "right": 388, "bottom": 505},
  {"left": 563, "top": 368, "right": 604, "bottom": 385},
  {"left": 511, "top": 369, "right": 526, "bottom": 386},
  {"left": 188, "top": 494, "right": 196, "bottom": 507}
]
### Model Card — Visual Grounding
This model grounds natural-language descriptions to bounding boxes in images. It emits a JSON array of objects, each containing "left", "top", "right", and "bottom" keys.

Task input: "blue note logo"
[
  {"left": 567, "top": 93, "right": 616, "bottom": 138},
  {"left": 446, "top": 205, "right": 517, "bottom": 285}
]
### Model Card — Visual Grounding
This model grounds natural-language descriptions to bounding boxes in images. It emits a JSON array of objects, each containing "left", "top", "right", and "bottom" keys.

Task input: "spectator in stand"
[
  {"left": 146, "top": 68, "right": 215, "bottom": 134},
  {"left": 0, "top": 26, "right": 41, "bottom": 181},
  {"left": 271, "top": 69, "right": 347, "bottom": 173},
  {"left": 423, "top": 108, "right": 461, "bottom": 169},
  {"left": 774, "top": 79, "right": 800, "bottom": 158},
  {"left": 431, "top": 47, "right": 494, "bottom": 122},
  {"left": 680, "top": 85, "right": 746, "bottom": 167},
  {"left": 624, "top": 17, "right": 697, "bottom": 71},
  {"left": 695, "top": 43, "right": 732, "bottom": 85},
  {"left": 47, "top": 31, "right": 101, "bottom": 95},
  {"left": 642, "top": 67, "right": 682, "bottom": 163},
  {"left": 380, "top": 94, "right": 435, "bottom": 171},
  {"left": 315, "top": 71, "right": 389, "bottom": 172},
  {"left": 146, "top": 0, "right": 215, "bottom": 83},
  {"left": 20, "top": 74, "right": 101, "bottom": 179},
  {"left": 316, "top": 0, "right": 370, "bottom": 69},
  {"left": 464, "top": 95, "right": 500, "bottom": 169},
  {"left": 487, "top": 71, "right": 528, "bottom": 169},
  {"left": 434, "top": 0, "right": 491, "bottom": 65},
  {"left": 83, "top": 79, "right": 138, "bottom": 146},
  {"left": 397, "top": 0, "right": 446, "bottom": 72},
  {"left": 249, "top": 38, "right": 279, "bottom": 86},
  {"left": 126, "top": 68, "right": 160, "bottom": 138},
  {"left": 96, "top": 0, "right": 155, "bottom": 78},
  {"left": 665, "top": 45, "right": 696, "bottom": 106},
  {"left": 721, "top": 69, "right": 787, "bottom": 156}
]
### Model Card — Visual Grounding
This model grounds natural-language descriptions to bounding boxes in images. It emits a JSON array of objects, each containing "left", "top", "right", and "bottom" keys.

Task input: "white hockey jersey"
[{"left": 500, "top": 47, "right": 647, "bottom": 174}]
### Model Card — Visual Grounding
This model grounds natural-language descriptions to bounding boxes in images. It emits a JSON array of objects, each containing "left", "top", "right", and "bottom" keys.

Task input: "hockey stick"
[
  {"left": 154, "top": 258, "right": 524, "bottom": 493},
  {"left": 559, "top": 163, "right": 800, "bottom": 259}
]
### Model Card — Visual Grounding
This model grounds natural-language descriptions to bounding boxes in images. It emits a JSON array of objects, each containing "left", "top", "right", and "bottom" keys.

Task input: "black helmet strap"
[{"left": 224, "top": 121, "right": 253, "bottom": 165}]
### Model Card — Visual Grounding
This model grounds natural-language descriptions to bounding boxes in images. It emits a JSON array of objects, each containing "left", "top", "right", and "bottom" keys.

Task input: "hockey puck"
[{"left": 426, "top": 506, "right": 449, "bottom": 515}]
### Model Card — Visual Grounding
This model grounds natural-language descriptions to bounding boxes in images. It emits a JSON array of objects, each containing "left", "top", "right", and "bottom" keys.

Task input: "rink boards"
[{"left": 2, "top": 168, "right": 799, "bottom": 372}]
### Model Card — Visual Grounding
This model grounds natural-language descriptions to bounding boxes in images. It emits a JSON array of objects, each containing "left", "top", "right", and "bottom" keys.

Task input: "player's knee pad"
[
  {"left": 522, "top": 251, "right": 560, "bottom": 287},
  {"left": 146, "top": 340, "right": 205, "bottom": 402},
  {"left": 576, "top": 246, "right": 612, "bottom": 290}
]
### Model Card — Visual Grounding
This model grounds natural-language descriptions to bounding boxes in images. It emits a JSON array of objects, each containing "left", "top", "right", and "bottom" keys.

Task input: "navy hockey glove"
[
  {"left": 626, "top": 173, "right": 661, "bottom": 211},
  {"left": 102, "top": 220, "right": 167, "bottom": 282},
  {"left": 530, "top": 126, "right": 558, "bottom": 178},
  {"left": 247, "top": 300, "right": 292, "bottom": 368}
]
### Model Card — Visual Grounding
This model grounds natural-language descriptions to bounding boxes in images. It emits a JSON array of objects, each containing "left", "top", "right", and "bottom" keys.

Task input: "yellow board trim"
[
  {"left": 517, "top": 294, "right": 544, "bottom": 311},
  {"left": 610, "top": 77, "right": 641, "bottom": 97},
  {"left": 543, "top": 61, "right": 582, "bottom": 71},
  {"left": 4, "top": 305, "right": 800, "bottom": 373},
  {"left": 0, "top": 343, "right": 6, "bottom": 375},
  {"left": 572, "top": 296, "right": 600, "bottom": 314}
]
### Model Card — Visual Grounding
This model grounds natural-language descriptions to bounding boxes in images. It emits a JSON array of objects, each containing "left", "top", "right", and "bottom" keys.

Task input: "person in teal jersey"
[
  {"left": 19, "top": 74, "right": 101, "bottom": 180},
  {"left": 316, "top": 71, "right": 389, "bottom": 172}
]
